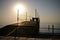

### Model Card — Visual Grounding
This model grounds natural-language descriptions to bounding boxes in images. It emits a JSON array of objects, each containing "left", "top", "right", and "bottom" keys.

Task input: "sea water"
[{"left": 40, "top": 23, "right": 60, "bottom": 33}]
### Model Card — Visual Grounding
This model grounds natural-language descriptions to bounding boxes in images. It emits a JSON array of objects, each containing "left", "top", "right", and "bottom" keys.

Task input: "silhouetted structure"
[
  {"left": 0, "top": 9, "right": 60, "bottom": 38},
  {"left": 0, "top": 9, "right": 40, "bottom": 37},
  {"left": 48, "top": 25, "right": 50, "bottom": 32},
  {"left": 52, "top": 24, "right": 54, "bottom": 35},
  {"left": 31, "top": 18, "right": 40, "bottom": 34}
]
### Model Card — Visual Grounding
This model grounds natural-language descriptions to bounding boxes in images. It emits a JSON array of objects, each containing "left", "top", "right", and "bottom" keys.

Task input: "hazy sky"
[{"left": 0, "top": 0, "right": 60, "bottom": 26}]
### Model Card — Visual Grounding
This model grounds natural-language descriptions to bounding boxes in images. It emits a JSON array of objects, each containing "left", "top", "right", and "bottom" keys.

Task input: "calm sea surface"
[{"left": 40, "top": 23, "right": 60, "bottom": 33}]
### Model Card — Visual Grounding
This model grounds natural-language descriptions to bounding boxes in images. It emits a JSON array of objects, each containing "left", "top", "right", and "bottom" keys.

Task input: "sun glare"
[{"left": 15, "top": 4, "right": 26, "bottom": 13}]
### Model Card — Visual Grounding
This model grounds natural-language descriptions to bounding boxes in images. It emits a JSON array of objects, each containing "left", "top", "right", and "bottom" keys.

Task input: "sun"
[{"left": 15, "top": 4, "right": 26, "bottom": 13}]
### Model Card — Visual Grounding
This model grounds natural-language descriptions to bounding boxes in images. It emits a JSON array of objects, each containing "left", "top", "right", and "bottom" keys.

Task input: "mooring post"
[
  {"left": 48, "top": 25, "right": 50, "bottom": 32},
  {"left": 52, "top": 24, "right": 54, "bottom": 35}
]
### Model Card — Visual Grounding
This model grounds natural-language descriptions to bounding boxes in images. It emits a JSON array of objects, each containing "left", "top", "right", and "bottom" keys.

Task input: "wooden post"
[
  {"left": 52, "top": 24, "right": 54, "bottom": 35},
  {"left": 48, "top": 25, "right": 50, "bottom": 32}
]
